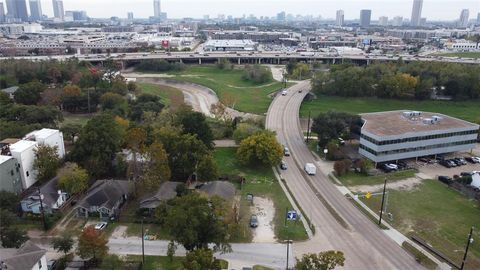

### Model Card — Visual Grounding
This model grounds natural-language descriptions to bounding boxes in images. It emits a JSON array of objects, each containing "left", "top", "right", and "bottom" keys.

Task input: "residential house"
[
  {"left": 139, "top": 181, "right": 180, "bottom": 209},
  {"left": 197, "top": 181, "right": 236, "bottom": 201},
  {"left": 0, "top": 86, "right": 19, "bottom": 99},
  {"left": 21, "top": 177, "right": 69, "bottom": 214},
  {"left": 9, "top": 140, "right": 38, "bottom": 189},
  {"left": 0, "top": 241, "right": 47, "bottom": 270},
  {"left": 76, "top": 180, "right": 129, "bottom": 219},
  {"left": 0, "top": 155, "right": 22, "bottom": 194},
  {"left": 24, "top": 128, "right": 66, "bottom": 158}
]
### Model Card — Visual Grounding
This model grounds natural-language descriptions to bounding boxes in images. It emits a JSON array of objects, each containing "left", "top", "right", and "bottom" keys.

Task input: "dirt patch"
[
  {"left": 251, "top": 197, "right": 276, "bottom": 243},
  {"left": 349, "top": 177, "right": 426, "bottom": 193},
  {"left": 111, "top": 225, "right": 128, "bottom": 239}
]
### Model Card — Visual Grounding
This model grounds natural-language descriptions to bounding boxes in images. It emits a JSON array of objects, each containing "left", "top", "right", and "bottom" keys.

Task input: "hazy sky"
[{"left": 17, "top": 0, "right": 480, "bottom": 20}]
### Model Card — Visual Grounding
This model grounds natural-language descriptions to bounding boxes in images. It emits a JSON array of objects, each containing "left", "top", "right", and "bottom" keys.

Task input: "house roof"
[
  {"left": 0, "top": 86, "right": 19, "bottom": 94},
  {"left": 9, "top": 140, "right": 37, "bottom": 153},
  {"left": 23, "top": 177, "right": 65, "bottom": 207},
  {"left": 139, "top": 181, "right": 180, "bottom": 209},
  {"left": 0, "top": 241, "right": 46, "bottom": 270},
  {"left": 78, "top": 180, "right": 129, "bottom": 210},
  {"left": 198, "top": 181, "right": 236, "bottom": 200},
  {"left": 0, "top": 155, "right": 13, "bottom": 165}
]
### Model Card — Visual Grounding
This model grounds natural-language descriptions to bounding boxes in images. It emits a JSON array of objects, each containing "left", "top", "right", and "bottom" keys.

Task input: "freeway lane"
[{"left": 266, "top": 81, "right": 424, "bottom": 269}]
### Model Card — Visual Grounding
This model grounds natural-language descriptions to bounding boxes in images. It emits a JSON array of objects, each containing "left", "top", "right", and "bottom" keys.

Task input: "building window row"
[
  {"left": 359, "top": 139, "right": 477, "bottom": 156},
  {"left": 360, "top": 129, "right": 478, "bottom": 145}
]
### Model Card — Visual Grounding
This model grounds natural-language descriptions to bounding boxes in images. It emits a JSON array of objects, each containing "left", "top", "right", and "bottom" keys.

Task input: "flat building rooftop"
[{"left": 361, "top": 110, "right": 479, "bottom": 137}]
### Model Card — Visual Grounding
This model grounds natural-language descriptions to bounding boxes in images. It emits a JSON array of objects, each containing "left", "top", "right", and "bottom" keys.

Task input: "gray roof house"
[
  {"left": 76, "top": 180, "right": 129, "bottom": 219},
  {"left": 21, "top": 177, "right": 69, "bottom": 214},
  {"left": 139, "top": 181, "right": 181, "bottom": 209},
  {"left": 0, "top": 241, "right": 48, "bottom": 270},
  {"left": 197, "top": 181, "right": 236, "bottom": 200},
  {"left": 0, "top": 86, "right": 19, "bottom": 99}
]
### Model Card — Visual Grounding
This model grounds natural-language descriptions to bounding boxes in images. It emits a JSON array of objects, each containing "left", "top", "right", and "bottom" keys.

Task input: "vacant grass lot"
[
  {"left": 127, "top": 255, "right": 183, "bottom": 270},
  {"left": 300, "top": 96, "right": 480, "bottom": 122},
  {"left": 361, "top": 180, "right": 480, "bottom": 269},
  {"left": 138, "top": 82, "right": 185, "bottom": 111},
  {"left": 436, "top": 52, "right": 480, "bottom": 59},
  {"left": 168, "top": 66, "right": 286, "bottom": 114},
  {"left": 338, "top": 170, "right": 416, "bottom": 186},
  {"left": 214, "top": 147, "right": 308, "bottom": 242},
  {"left": 61, "top": 113, "right": 94, "bottom": 127}
]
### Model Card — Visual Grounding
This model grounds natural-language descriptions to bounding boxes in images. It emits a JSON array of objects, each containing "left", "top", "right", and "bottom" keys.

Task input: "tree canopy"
[
  {"left": 311, "top": 111, "right": 362, "bottom": 147},
  {"left": 58, "top": 162, "right": 89, "bottom": 195},
  {"left": 33, "top": 145, "right": 61, "bottom": 183},
  {"left": 295, "top": 250, "right": 345, "bottom": 270},
  {"left": 77, "top": 225, "right": 109, "bottom": 260},
  {"left": 236, "top": 130, "right": 283, "bottom": 167}
]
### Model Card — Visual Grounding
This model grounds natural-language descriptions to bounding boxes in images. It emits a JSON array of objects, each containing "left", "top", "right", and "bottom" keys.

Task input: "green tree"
[
  {"left": 0, "top": 209, "right": 28, "bottom": 248},
  {"left": 125, "top": 127, "right": 147, "bottom": 184},
  {"left": 292, "top": 63, "right": 310, "bottom": 80},
  {"left": 60, "top": 123, "right": 83, "bottom": 143},
  {"left": 241, "top": 65, "right": 272, "bottom": 83},
  {"left": 33, "top": 145, "right": 61, "bottom": 183},
  {"left": 142, "top": 142, "right": 171, "bottom": 192},
  {"left": 311, "top": 111, "right": 361, "bottom": 147},
  {"left": 71, "top": 114, "right": 124, "bottom": 176},
  {"left": 197, "top": 155, "right": 219, "bottom": 182},
  {"left": 58, "top": 162, "right": 89, "bottom": 195},
  {"left": 14, "top": 81, "right": 46, "bottom": 105},
  {"left": 295, "top": 250, "right": 345, "bottom": 270},
  {"left": 167, "top": 241, "right": 177, "bottom": 262},
  {"left": 181, "top": 249, "right": 222, "bottom": 270},
  {"left": 232, "top": 123, "right": 261, "bottom": 143},
  {"left": 101, "top": 254, "right": 124, "bottom": 270},
  {"left": 77, "top": 225, "right": 109, "bottom": 260},
  {"left": 177, "top": 109, "right": 214, "bottom": 148},
  {"left": 236, "top": 130, "right": 283, "bottom": 167},
  {"left": 0, "top": 191, "right": 20, "bottom": 212},
  {"left": 158, "top": 193, "right": 231, "bottom": 252},
  {"left": 100, "top": 92, "right": 126, "bottom": 110},
  {"left": 52, "top": 233, "right": 74, "bottom": 255}
]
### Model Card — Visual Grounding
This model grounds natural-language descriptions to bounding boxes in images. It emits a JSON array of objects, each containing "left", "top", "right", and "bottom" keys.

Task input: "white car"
[
  {"left": 94, "top": 222, "right": 108, "bottom": 230},
  {"left": 281, "top": 90, "right": 287, "bottom": 96}
]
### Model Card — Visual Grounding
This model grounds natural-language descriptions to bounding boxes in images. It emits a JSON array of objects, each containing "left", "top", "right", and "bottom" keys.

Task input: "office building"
[
  {"left": 29, "top": 0, "right": 42, "bottom": 21},
  {"left": 6, "top": 0, "right": 28, "bottom": 21},
  {"left": 277, "top": 11, "right": 286, "bottom": 21},
  {"left": 154, "top": 0, "right": 161, "bottom": 17},
  {"left": 379, "top": 16, "right": 389, "bottom": 26},
  {"left": 336, "top": 10, "right": 344, "bottom": 26},
  {"left": 127, "top": 12, "right": 134, "bottom": 20},
  {"left": 420, "top": 17, "right": 427, "bottom": 26},
  {"left": 52, "top": 0, "right": 64, "bottom": 20},
  {"left": 360, "top": 10, "right": 371, "bottom": 27},
  {"left": 393, "top": 16, "right": 403, "bottom": 26},
  {"left": 459, "top": 9, "right": 470, "bottom": 27},
  {"left": 359, "top": 111, "right": 479, "bottom": 163},
  {"left": 410, "top": 0, "right": 423, "bottom": 26},
  {"left": 477, "top": 12, "right": 480, "bottom": 25},
  {"left": 0, "top": 2, "right": 5, "bottom": 22}
]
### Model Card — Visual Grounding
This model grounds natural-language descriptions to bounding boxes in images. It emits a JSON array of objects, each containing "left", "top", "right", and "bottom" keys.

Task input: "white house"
[
  {"left": 0, "top": 241, "right": 47, "bottom": 270},
  {"left": 9, "top": 140, "right": 38, "bottom": 189},
  {"left": 24, "top": 128, "right": 66, "bottom": 158}
]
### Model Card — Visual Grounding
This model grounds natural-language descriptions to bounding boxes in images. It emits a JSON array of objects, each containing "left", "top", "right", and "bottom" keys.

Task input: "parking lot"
[{"left": 416, "top": 156, "right": 480, "bottom": 179}]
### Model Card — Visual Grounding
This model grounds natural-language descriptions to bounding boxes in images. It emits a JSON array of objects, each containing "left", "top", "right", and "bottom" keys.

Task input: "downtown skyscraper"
[
  {"left": 360, "top": 9, "right": 371, "bottom": 27},
  {"left": 6, "top": 0, "right": 28, "bottom": 21},
  {"left": 410, "top": 0, "right": 423, "bottom": 26},
  {"left": 153, "top": 0, "right": 161, "bottom": 17},
  {"left": 336, "top": 10, "right": 344, "bottom": 26},
  {"left": 459, "top": 9, "right": 470, "bottom": 27},
  {"left": 29, "top": 0, "right": 43, "bottom": 21},
  {"left": 52, "top": 0, "right": 64, "bottom": 20}
]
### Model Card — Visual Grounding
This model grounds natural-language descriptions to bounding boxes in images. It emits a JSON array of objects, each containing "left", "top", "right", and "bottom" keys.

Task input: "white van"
[{"left": 305, "top": 163, "right": 316, "bottom": 175}]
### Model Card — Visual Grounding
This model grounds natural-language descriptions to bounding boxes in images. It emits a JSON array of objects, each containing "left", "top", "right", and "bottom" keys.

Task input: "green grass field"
[
  {"left": 338, "top": 170, "right": 416, "bottom": 187},
  {"left": 166, "top": 66, "right": 285, "bottom": 114},
  {"left": 436, "top": 52, "right": 480, "bottom": 59},
  {"left": 214, "top": 147, "right": 308, "bottom": 242},
  {"left": 300, "top": 96, "right": 480, "bottom": 122},
  {"left": 61, "top": 113, "right": 94, "bottom": 127},
  {"left": 127, "top": 255, "right": 183, "bottom": 270},
  {"left": 361, "top": 180, "right": 480, "bottom": 269},
  {"left": 138, "top": 82, "right": 185, "bottom": 110}
]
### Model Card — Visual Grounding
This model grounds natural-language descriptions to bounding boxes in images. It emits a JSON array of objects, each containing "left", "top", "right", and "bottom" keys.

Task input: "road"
[{"left": 266, "top": 81, "right": 424, "bottom": 269}]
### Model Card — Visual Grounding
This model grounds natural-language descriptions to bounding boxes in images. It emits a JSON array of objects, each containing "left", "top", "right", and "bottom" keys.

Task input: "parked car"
[
  {"left": 338, "top": 138, "right": 346, "bottom": 146},
  {"left": 281, "top": 89, "right": 288, "bottom": 96},
  {"left": 284, "top": 147, "right": 290, "bottom": 156},
  {"left": 440, "top": 160, "right": 457, "bottom": 168},
  {"left": 250, "top": 215, "right": 258, "bottom": 228},
  {"left": 47, "top": 260, "right": 57, "bottom": 270},
  {"left": 438, "top": 176, "right": 453, "bottom": 185},
  {"left": 280, "top": 161, "right": 287, "bottom": 170},
  {"left": 466, "top": 156, "right": 480, "bottom": 163},
  {"left": 453, "top": 158, "right": 467, "bottom": 166},
  {"left": 460, "top": 172, "right": 474, "bottom": 177},
  {"left": 382, "top": 163, "right": 398, "bottom": 172},
  {"left": 94, "top": 222, "right": 108, "bottom": 230}
]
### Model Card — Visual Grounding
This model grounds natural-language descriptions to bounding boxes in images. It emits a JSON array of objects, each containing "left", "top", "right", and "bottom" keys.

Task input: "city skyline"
[{"left": 0, "top": 0, "right": 479, "bottom": 21}]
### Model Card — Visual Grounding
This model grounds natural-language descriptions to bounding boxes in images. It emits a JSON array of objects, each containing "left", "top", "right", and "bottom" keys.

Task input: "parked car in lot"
[
  {"left": 280, "top": 161, "right": 287, "bottom": 170},
  {"left": 440, "top": 159, "right": 456, "bottom": 168},
  {"left": 438, "top": 175, "right": 453, "bottom": 185},
  {"left": 466, "top": 156, "right": 480, "bottom": 163},
  {"left": 460, "top": 172, "right": 474, "bottom": 177},
  {"left": 453, "top": 158, "right": 467, "bottom": 166},
  {"left": 381, "top": 163, "right": 398, "bottom": 172},
  {"left": 250, "top": 215, "right": 258, "bottom": 228}
]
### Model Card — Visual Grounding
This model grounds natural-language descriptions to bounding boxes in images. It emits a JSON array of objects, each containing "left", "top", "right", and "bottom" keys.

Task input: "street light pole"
[
  {"left": 460, "top": 227, "right": 474, "bottom": 270},
  {"left": 37, "top": 187, "right": 48, "bottom": 231},
  {"left": 378, "top": 177, "right": 387, "bottom": 226},
  {"left": 286, "top": 237, "right": 290, "bottom": 270},
  {"left": 306, "top": 111, "right": 311, "bottom": 143},
  {"left": 141, "top": 217, "right": 145, "bottom": 266}
]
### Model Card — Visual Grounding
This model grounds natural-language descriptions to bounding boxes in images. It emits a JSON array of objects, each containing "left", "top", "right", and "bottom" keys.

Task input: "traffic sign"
[{"left": 287, "top": 210, "right": 297, "bottom": 221}]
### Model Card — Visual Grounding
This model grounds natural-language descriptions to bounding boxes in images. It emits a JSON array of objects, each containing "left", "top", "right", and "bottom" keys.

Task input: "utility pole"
[
  {"left": 378, "top": 177, "right": 387, "bottom": 226},
  {"left": 286, "top": 237, "right": 290, "bottom": 270},
  {"left": 141, "top": 217, "right": 145, "bottom": 266},
  {"left": 37, "top": 187, "right": 48, "bottom": 231},
  {"left": 460, "top": 227, "right": 474, "bottom": 270},
  {"left": 306, "top": 111, "right": 311, "bottom": 143}
]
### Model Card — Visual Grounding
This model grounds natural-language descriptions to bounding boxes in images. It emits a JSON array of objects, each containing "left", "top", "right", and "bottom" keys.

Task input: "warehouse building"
[
  {"left": 359, "top": 110, "right": 479, "bottom": 163},
  {"left": 203, "top": 39, "right": 256, "bottom": 51}
]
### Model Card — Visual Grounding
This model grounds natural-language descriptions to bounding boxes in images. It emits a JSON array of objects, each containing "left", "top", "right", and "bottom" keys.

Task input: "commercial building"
[
  {"left": 459, "top": 9, "right": 470, "bottom": 27},
  {"left": 6, "top": 0, "right": 28, "bottom": 22},
  {"left": 153, "top": 0, "right": 161, "bottom": 17},
  {"left": 359, "top": 110, "right": 479, "bottom": 163},
  {"left": 29, "top": 0, "right": 43, "bottom": 21},
  {"left": 336, "top": 10, "right": 344, "bottom": 26},
  {"left": 0, "top": 155, "right": 22, "bottom": 194},
  {"left": 203, "top": 39, "right": 256, "bottom": 51},
  {"left": 410, "top": 0, "right": 423, "bottom": 27},
  {"left": 0, "top": 2, "right": 5, "bottom": 23},
  {"left": 360, "top": 10, "right": 372, "bottom": 27},
  {"left": 379, "top": 16, "right": 389, "bottom": 26},
  {"left": 52, "top": 0, "right": 64, "bottom": 20},
  {"left": 392, "top": 16, "right": 403, "bottom": 26},
  {"left": 127, "top": 12, "right": 134, "bottom": 21}
]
